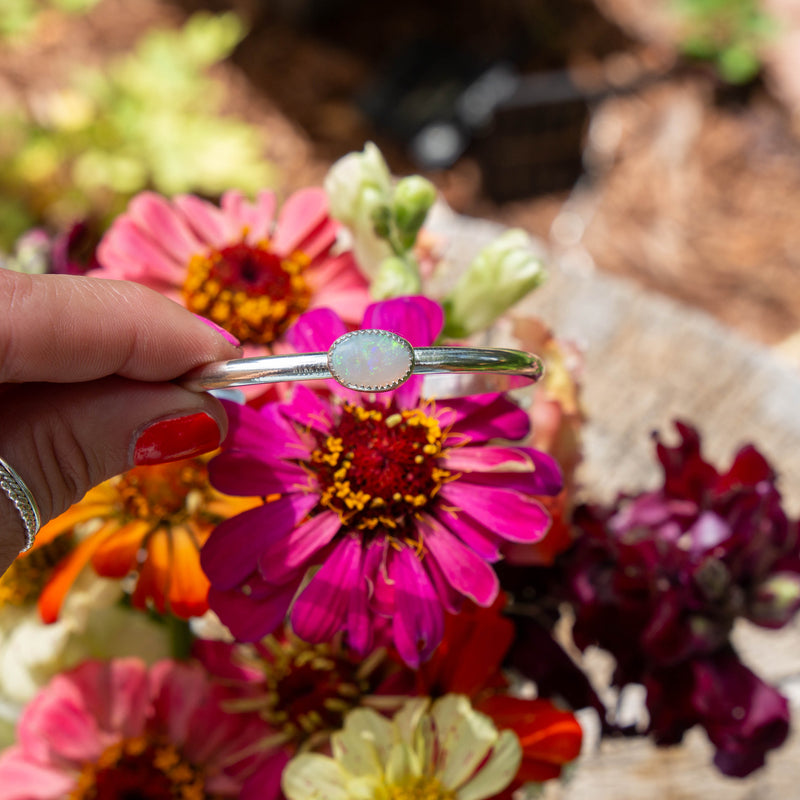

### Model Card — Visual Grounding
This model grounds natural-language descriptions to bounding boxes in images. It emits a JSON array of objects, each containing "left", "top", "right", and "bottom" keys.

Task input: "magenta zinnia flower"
[
  {"left": 95, "top": 188, "right": 371, "bottom": 348},
  {"left": 201, "top": 296, "right": 562, "bottom": 666},
  {"left": 0, "top": 658, "right": 278, "bottom": 799}
]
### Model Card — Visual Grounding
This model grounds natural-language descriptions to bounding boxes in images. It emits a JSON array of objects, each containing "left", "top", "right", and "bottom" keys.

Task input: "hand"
[{"left": 0, "top": 269, "right": 241, "bottom": 574}]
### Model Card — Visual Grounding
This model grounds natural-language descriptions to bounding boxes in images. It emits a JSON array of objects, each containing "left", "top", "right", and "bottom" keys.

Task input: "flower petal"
[
  {"left": 33, "top": 499, "right": 112, "bottom": 544},
  {"left": 309, "top": 286, "right": 373, "bottom": 326},
  {"left": 38, "top": 519, "right": 126, "bottom": 624},
  {"left": 201, "top": 495, "right": 318, "bottom": 590},
  {"left": 131, "top": 529, "right": 171, "bottom": 613},
  {"left": 297, "top": 216, "right": 340, "bottom": 261},
  {"left": 281, "top": 753, "right": 351, "bottom": 800},
  {"left": 0, "top": 747, "right": 77, "bottom": 799},
  {"left": 241, "top": 749, "right": 290, "bottom": 800},
  {"left": 306, "top": 251, "right": 367, "bottom": 293},
  {"left": 458, "top": 730, "right": 522, "bottom": 800},
  {"left": 271, "top": 188, "right": 330, "bottom": 256},
  {"left": 222, "top": 189, "right": 276, "bottom": 244},
  {"left": 423, "top": 548, "right": 464, "bottom": 615},
  {"left": 419, "top": 514, "right": 499, "bottom": 606},
  {"left": 391, "top": 546, "right": 444, "bottom": 668},
  {"left": 348, "top": 539, "right": 387, "bottom": 654},
  {"left": 209, "top": 452, "right": 308, "bottom": 497},
  {"left": 90, "top": 520, "right": 150, "bottom": 578},
  {"left": 166, "top": 525, "right": 211, "bottom": 618},
  {"left": 95, "top": 232, "right": 150, "bottom": 282},
  {"left": 258, "top": 510, "right": 341, "bottom": 581},
  {"left": 334, "top": 706, "right": 396, "bottom": 776},
  {"left": 439, "top": 482, "right": 551, "bottom": 543},
  {"left": 438, "top": 394, "right": 530, "bottom": 443},
  {"left": 220, "top": 400, "right": 307, "bottom": 461},
  {"left": 432, "top": 695, "right": 499, "bottom": 791},
  {"left": 278, "top": 384, "right": 336, "bottom": 434},
  {"left": 432, "top": 507, "right": 503, "bottom": 561},
  {"left": 477, "top": 695, "right": 582, "bottom": 781},
  {"left": 174, "top": 193, "right": 236, "bottom": 248},
  {"left": 16, "top": 680, "right": 105, "bottom": 765},
  {"left": 148, "top": 660, "right": 209, "bottom": 748},
  {"left": 127, "top": 192, "right": 202, "bottom": 264},
  {"left": 290, "top": 535, "right": 363, "bottom": 643},
  {"left": 208, "top": 582, "right": 298, "bottom": 641},
  {"left": 287, "top": 307, "right": 347, "bottom": 352},
  {"left": 444, "top": 447, "right": 563, "bottom": 496},
  {"left": 69, "top": 658, "right": 151, "bottom": 740},
  {"left": 362, "top": 295, "right": 443, "bottom": 347},
  {"left": 99, "top": 217, "right": 186, "bottom": 284}
]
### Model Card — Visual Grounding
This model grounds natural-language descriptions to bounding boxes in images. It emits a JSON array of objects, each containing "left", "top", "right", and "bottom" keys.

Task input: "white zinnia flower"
[{"left": 282, "top": 694, "right": 522, "bottom": 800}]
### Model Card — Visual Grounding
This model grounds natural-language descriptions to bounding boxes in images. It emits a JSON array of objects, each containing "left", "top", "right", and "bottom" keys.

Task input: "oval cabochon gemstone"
[{"left": 328, "top": 329, "right": 414, "bottom": 392}]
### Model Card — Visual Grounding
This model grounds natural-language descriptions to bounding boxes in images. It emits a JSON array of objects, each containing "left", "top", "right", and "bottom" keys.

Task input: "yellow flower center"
[
  {"left": 309, "top": 402, "right": 451, "bottom": 535},
  {"left": 113, "top": 460, "right": 212, "bottom": 525},
  {"left": 182, "top": 240, "right": 311, "bottom": 345},
  {"left": 386, "top": 776, "right": 455, "bottom": 800},
  {"left": 0, "top": 533, "right": 74, "bottom": 608},
  {"left": 69, "top": 736, "right": 208, "bottom": 800}
]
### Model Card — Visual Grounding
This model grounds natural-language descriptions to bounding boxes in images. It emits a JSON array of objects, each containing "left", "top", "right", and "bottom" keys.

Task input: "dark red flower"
[
  {"left": 692, "top": 648, "right": 789, "bottom": 777},
  {"left": 558, "top": 421, "right": 798, "bottom": 775},
  {"left": 643, "top": 648, "right": 790, "bottom": 777}
]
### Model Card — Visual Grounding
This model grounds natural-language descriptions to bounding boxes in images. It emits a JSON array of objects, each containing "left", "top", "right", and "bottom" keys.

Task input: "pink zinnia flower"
[
  {"left": 95, "top": 189, "right": 371, "bottom": 348},
  {"left": 0, "top": 657, "right": 281, "bottom": 799},
  {"left": 202, "top": 296, "right": 562, "bottom": 667}
]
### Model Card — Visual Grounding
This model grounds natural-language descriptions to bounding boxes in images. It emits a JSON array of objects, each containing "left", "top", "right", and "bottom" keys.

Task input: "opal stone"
[{"left": 328, "top": 329, "right": 414, "bottom": 392}]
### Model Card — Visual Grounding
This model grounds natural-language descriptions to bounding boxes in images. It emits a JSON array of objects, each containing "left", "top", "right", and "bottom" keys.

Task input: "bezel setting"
[{"left": 327, "top": 329, "right": 415, "bottom": 392}]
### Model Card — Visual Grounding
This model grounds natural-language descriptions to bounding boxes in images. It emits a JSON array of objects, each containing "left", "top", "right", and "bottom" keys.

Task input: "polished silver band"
[
  {"left": 0, "top": 457, "right": 41, "bottom": 552},
  {"left": 180, "top": 328, "right": 544, "bottom": 394}
]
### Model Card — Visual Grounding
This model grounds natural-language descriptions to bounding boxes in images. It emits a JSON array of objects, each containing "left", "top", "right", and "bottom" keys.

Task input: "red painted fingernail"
[
  {"left": 193, "top": 314, "right": 240, "bottom": 347},
  {"left": 133, "top": 412, "right": 221, "bottom": 466}
]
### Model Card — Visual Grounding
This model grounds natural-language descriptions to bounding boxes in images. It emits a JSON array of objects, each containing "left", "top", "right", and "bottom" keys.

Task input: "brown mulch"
[{"left": 481, "top": 77, "right": 800, "bottom": 345}]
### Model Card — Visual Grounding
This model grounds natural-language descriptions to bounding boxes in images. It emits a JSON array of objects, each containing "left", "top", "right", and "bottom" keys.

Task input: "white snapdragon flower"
[{"left": 443, "top": 228, "right": 547, "bottom": 338}]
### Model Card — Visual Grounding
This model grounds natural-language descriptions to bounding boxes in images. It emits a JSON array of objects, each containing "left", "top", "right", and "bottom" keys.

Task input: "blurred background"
[
  {"left": 2, "top": 0, "right": 800, "bottom": 354},
  {"left": 3, "top": 2, "right": 800, "bottom": 796}
]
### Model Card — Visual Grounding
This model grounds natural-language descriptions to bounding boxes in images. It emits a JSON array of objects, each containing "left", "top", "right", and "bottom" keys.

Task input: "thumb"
[{"left": 0, "top": 377, "right": 227, "bottom": 572}]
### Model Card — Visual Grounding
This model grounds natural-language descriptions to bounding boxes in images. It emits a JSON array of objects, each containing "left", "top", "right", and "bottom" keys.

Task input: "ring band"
[
  {"left": 0, "top": 457, "right": 41, "bottom": 553},
  {"left": 180, "top": 328, "right": 544, "bottom": 393}
]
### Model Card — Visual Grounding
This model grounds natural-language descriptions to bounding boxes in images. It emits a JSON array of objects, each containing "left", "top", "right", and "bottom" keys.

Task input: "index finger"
[{"left": 0, "top": 270, "right": 240, "bottom": 384}]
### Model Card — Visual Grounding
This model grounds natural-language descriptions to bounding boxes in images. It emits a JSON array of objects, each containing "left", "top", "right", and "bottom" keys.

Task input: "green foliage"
[
  {"left": 0, "top": 0, "right": 101, "bottom": 42},
  {"left": 0, "top": 10, "right": 274, "bottom": 249},
  {"left": 672, "top": 0, "right": 777, "bottom": 84}
]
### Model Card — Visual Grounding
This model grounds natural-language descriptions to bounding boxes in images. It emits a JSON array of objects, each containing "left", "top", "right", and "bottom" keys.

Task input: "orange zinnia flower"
[{"left": 37, "top": 455, "right": 260, "bottom": 623}]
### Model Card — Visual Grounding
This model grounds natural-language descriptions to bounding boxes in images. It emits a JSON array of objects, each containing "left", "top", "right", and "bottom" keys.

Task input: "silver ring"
[
  {"left": 180, "top": 328, "right": 544, "bottom": 393},
  {"left": 0, "top": 457, "right": 41, "bottom": 552}
]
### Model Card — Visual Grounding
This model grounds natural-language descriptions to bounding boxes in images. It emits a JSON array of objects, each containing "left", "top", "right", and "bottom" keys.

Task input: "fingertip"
[
  {"left": 192, "top": 314, "right": 241, "bottom": 348},
  {"left": 0, "top": 273, "right": 244, "bottom": 383},
  {"left": 131, "top": 410, "right": 223, "bottom": 466}
]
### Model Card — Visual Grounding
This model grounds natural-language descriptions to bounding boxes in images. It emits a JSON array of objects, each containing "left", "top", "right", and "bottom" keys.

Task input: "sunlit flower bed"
[{"left": 0, "top": 142, "right": 797, "bottom": 797}]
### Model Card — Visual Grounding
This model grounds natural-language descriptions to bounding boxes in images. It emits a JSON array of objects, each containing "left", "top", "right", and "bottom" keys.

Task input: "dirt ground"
[{"left": 3, "top": 0, "right": 800, "bottom": 349}]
